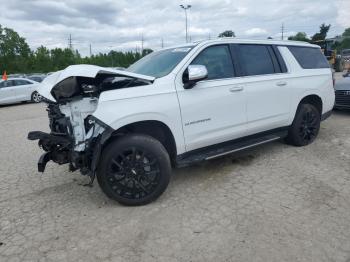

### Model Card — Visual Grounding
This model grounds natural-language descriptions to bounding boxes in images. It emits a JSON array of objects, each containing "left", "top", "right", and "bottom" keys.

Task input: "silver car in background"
[
  {"left": 28, "top": 74, "right": 46, "bottom": 83},
  {"left": 334, "top": 76, "right": 350, "bottom": 110},
  {"left": 0, "top": 78, "right": 42, "bottom": 105}
]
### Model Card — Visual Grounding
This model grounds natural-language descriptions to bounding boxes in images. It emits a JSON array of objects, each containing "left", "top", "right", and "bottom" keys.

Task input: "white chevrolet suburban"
[{"left": 28, "top": 39, "right": 335, "bottom": 205}]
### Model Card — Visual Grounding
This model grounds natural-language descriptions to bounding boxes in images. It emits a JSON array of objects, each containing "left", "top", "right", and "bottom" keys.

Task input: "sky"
[{"left": 0, "top": 0, "right": 349, "bottom": 56}]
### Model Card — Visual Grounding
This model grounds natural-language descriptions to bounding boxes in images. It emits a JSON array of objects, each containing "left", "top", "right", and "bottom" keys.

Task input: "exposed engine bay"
[{"left": 28, "top": 67, "right": 154, "bottom": 181}]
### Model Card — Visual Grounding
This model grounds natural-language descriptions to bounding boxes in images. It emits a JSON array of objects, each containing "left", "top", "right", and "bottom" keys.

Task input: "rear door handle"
[
  {"left": 276, "top": 81, "right": 287, "bottom": 87},
  {"left": 229, "top": 86, "right": 244, "bottom": 92}
]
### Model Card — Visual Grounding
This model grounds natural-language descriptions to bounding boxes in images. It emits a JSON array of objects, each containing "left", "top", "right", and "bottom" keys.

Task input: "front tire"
[
  {"left": 31, "top": 91, "right": 42, "bottom": 103},
  {"left": 97, "top": 134, "right": 171, "bottom": 206},
  {"left": 286, "top": 104, "right": 321, "bottom": 146}
]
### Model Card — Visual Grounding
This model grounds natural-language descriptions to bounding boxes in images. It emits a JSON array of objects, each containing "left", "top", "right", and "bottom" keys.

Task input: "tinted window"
[
  {"left": 272, "top": 46, "right": 288, "bottom": 73},
  {"left": 288, "top": 46, "right": 329, "bottom": 69},
  {"left": 14, "top": 80, "right": 31, "bottom": 86},
  {"left": 0, "top": 80, "right": 14, "bottom": 88},
  {"left": 191, "top": 45, "right": 234, "bottom": 80},
  {"left": 128, "top": 46, "right": 194, "bottom": 78},
  {"left": 29, "top": 76, "right": 43, "bottom": 82},
  {"left": 239, "top": 45, "right": 275, "bottom": 76}
]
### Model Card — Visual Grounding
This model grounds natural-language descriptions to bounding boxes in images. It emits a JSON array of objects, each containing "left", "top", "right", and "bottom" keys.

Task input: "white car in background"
[{"left": 0, "top": 78, "right": 42, "bottom": 105}]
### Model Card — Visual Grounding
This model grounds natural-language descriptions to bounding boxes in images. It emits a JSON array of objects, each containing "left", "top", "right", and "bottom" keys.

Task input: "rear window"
[
  {"left": 238, "top": 45, "right": 276, "bottom": 76},
  {"left": 288, "top": 46, "right": 329, "bottom": 69},
  {"left": 14, "top": 80, "right": 31, "bottom": 85}
]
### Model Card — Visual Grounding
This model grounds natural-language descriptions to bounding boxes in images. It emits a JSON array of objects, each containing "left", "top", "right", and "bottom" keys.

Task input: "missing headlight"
[{"left": 51, "top": 77, "right": 79, "bottom": 100}]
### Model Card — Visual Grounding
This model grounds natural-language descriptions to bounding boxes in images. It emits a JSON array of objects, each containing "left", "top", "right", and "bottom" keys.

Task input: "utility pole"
[
  {"left": 281, "top": 23, "right": 285, "bottom": 40},
  {"left": 180, "top": 5, "right": 192, "bottom": 43},
  {"left": 141, "top": 34, "right": 144, "bottom": 55},
  {"left": 108, "top": 46, "right": 114, "bottom": 67},
  {"left": 161, "top": 38, "right": 164, "bottom": 48},
  {"left": 89, "top": 43, "right": 92, "bottom": 57},
  {"left": 68, "top": 34, "right": 73, "bottom": 50}
]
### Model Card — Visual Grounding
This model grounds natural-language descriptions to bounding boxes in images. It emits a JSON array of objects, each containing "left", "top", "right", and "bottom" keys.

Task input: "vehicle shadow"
[{"left": 0, "top": 102, "right": 32, "bottom": 108}]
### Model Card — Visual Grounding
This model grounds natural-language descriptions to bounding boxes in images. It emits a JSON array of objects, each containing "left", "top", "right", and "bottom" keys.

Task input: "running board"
[{"left": 176, "top": 130, "right": 287, "bottom": 168}]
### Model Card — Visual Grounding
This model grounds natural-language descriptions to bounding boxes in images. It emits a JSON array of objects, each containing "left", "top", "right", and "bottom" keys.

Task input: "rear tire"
[
  {"left": 97, "top": 134, "right": 171, "bottom": 206},
  {"left": 286, "top": 104, "right": 321, "bottom": 146},
  {"left": 31, "top": 91, "right": 42, "bottom": 103}
]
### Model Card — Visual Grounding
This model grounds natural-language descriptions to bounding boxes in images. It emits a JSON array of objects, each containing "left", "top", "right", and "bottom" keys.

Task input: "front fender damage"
[
  {"left": 28, "top": 117, "right": 113, "bottom": 184},
  {"left": 27, "top": 64, "right": 154, "bottom": 184}
]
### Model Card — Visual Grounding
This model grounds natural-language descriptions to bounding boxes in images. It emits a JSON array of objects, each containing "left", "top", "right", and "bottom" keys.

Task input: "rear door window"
[
  {"left": 238, "top": 45, "right": 276, "bottom": 76},
  {"left": 287, "top": 46, "right": 329, "bottom": 69}
]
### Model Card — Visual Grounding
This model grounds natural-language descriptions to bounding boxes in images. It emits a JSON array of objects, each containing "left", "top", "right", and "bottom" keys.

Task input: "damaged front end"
[
  {"left": 28, "top": 99, "right": 111, "bottom": 177},
  {"left": 27, "top": 65, "right": 154, "bottom": 181}
]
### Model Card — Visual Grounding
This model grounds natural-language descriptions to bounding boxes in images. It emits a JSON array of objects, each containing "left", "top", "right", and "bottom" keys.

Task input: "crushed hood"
[{"left": 38, "top": 64, "right": 155, "bottom": 102}]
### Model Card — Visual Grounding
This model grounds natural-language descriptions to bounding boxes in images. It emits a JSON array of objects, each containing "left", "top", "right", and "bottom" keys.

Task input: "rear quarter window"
[{"left": 287, "top": 46, "right": 330, "bottom": 69}]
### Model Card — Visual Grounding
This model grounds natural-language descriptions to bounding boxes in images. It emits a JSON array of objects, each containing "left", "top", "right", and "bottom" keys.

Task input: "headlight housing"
[{"left": 51, "top": 77, "right": 79, "bottom": 100}]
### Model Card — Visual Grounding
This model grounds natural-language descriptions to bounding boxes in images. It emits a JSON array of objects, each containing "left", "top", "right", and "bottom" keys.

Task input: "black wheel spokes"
[
  {"left": 107, "top": 148, "right": 160, "bottom": 199},
  {"left": 299, "top": 110, "right": 318, "bottom": 142}
]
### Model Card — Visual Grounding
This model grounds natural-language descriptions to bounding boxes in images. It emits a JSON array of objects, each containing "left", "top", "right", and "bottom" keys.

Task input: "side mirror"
[{"left": 183, "top": 65, "right": 208, "bottom": 89}]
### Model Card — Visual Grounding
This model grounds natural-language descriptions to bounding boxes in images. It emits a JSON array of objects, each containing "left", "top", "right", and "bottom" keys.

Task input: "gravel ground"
[{"left": 0, "top": 101, "right": 350, "bottom": 262}]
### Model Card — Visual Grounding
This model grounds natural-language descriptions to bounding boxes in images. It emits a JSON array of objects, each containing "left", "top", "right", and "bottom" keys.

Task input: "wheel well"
[
  {"left": 109, "top": 121, "right": 177, "bottom": 163},
  {"left": 300, "top": 95, "right": 323, "bottom": 115}
]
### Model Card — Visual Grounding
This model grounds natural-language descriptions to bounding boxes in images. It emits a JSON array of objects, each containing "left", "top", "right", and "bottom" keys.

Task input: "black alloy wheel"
[
  {"left": 97, "top": 134, "right": 171, "bottom": 206},
  {"left": 286, "top": 103, "right": 321, "bottom": 146},
  {"left": 299, "top": 108, "right": 318, "bottom": 142},
  {"left": 107, "top": 147, "right": 160, "bottom": 199}
]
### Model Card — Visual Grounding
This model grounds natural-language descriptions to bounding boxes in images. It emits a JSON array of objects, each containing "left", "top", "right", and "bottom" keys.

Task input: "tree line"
[
  {"left": 0, "top": 24, "right": 152, "bottom": 74},
  {"left": 288, "top": 24, "right": 350, "bottom": 51},
  {"left": 2, "top": 23, "right": 350, "bottom": 74}
]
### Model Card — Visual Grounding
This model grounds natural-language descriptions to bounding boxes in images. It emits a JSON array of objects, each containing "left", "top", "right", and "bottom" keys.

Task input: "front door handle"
[
  {"left": 276, "top": 81, "right": 287, "bottom": 87},
  {"left": 229, "top": 86, "right": 244, "bottom": 92}
]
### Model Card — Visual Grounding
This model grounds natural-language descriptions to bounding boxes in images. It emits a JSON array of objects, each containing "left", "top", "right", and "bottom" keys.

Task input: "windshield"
[{"left": 128, "top": 46, "right": 194, "bottom": 78}]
